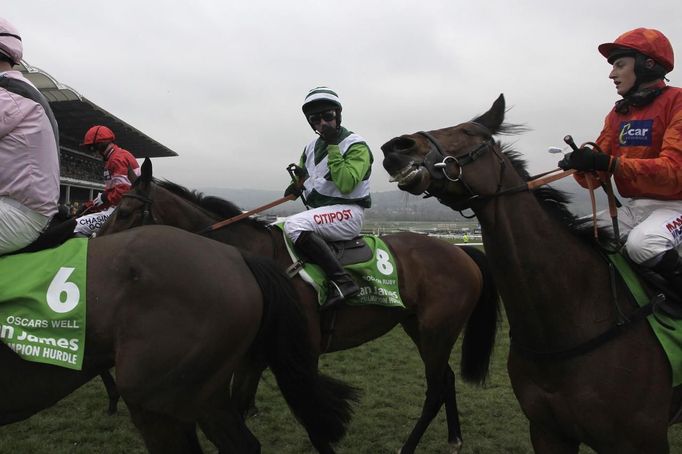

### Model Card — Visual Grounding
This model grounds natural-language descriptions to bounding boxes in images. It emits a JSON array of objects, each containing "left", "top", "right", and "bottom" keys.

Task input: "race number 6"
[
  {"left": 46, "top": 267, "right": 80, "bottom": 313},
  {"left": 376, "top": 249, "right": 394, "bottom": 275}
]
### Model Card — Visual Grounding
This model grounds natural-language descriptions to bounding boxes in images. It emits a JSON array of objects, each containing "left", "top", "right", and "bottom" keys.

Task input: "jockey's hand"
[
  {"left": 558, "top": 147, "right": 613, "bottom": 172},
  {"left": 92, "top": 192, "right": 107, "bottom": 207},
  {"left": 284, "top": 182, "right": 303, "bottom": 199},
  {"left": 287, "top": 163, "right": 306, "bottom": 179}
]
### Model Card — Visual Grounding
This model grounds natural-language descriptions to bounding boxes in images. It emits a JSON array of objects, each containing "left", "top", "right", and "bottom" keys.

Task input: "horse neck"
[
  {"left": 473, "top": 188, "right": 614, "bottom": 349},
  {"left": 211, "top": 221, "right": 276, "bottom": 258}
]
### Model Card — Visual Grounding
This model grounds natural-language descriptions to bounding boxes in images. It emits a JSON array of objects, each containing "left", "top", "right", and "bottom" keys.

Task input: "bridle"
[
  {"left": 120, "top": 191, "right": 157, "bottom": 226},
  {"left": 417, "top": 125, "right": 574, "bottom": 212}
]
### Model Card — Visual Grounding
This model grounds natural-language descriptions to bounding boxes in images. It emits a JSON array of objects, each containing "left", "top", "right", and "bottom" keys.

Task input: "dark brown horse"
[
  {"left": 0, "top": 225, "right": 357, "bottom": 453},
  {"left": 98, "top": 159, "right": 500, "bottom": 454},
  {"left": 381, "top": 94, "right": 682, "bottom": 453}
]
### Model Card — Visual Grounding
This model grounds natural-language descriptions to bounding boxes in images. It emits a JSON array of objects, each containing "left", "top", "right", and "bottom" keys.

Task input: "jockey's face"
[
  {"left": 609, "top": 56, "right": 636, "bottom": 96},
  {"left": 308, "top": 109, "right": 338, "bottom": 140}
]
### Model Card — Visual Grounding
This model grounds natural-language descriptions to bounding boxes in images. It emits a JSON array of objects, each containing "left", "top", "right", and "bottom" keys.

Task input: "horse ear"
[
  {"left": 141, "top": 158, "right": 153, "bottom": 182},
  {"left": 474, "top": 94, "right": 505, "bottom": 133},
  {"left": 127, "top": 165, "right": 138, "bottom": 184}
]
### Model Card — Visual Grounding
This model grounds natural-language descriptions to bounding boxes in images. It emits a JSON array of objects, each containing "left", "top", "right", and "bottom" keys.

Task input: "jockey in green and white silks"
[
  {"left": 300, "top": 128, "right": 372, "bottom": 211},
  {"left": 283, "top": 86, "right": 373, "bottom": 310}
]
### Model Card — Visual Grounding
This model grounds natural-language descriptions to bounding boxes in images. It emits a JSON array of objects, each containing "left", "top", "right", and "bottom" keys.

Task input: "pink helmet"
[{"left": 0, "top": 18, "right": 22, "bottom": 66}]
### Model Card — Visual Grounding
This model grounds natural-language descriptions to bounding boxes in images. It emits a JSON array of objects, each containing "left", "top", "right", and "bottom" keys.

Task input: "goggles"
[{"left": 307, "top": 110, "right": 336, "bottom": 124}]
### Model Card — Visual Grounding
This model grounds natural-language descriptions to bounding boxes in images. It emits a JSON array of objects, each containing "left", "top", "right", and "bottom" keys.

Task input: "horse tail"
[
  {"left": 241, "top": 254, "right": 360, "bottom": 446},
  {"left": 458, "top": 245, "right": 500, "bottom": 385}
]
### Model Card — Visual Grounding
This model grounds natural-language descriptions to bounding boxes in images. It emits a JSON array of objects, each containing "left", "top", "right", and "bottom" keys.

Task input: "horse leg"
[
  {"left": 399, "top": 318, "right": 460, "bottom": 454},
  {"left": 198, "top": 403, "right": 261, "bottom": 454},
  {"left": 127, "top": 404, "right": 203, "bottom": 454},
  {"left": 442, "top": 365, "right": 463, "bottom": 452},
  {"left": 529, "top": 422, "right": 579, "bottom": 454},
  {"left": 231, "top": 359, "right": 266, "bottom": 419},
  {"left": 100, "top": 369, "right": 120, "bottom": 415}
]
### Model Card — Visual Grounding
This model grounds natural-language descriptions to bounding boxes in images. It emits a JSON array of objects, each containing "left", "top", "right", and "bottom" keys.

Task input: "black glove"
[
  {"left": 558, "top": 147, "right": 612, "bottom": 172},
  {"left": 284, "top": 182, "right": 303, "bottom": 198},
  {"left": 288, "top": 163, "right": 306, "bottom": 179}
]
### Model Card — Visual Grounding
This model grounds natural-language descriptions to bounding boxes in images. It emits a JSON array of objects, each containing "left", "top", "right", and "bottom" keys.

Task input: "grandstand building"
[{"left": 18, "top": 61, "right": 177, "bottom": 205}]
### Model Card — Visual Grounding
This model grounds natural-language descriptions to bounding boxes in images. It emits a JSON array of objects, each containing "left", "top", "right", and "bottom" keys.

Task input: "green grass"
[{"left": 1, "top": 314, "right": 682, "bottom": 453}]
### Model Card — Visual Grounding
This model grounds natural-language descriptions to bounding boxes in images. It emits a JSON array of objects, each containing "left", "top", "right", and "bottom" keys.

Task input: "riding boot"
[
  {"left": 652, "top": 249, "right": 682, "bottom": 302},
  {"left": 294, "top": 231, "right": 360, "bottom": 310}
]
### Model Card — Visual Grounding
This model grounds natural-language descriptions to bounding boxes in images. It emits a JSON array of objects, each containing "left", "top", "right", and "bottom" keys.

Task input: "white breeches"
[
  {"left": 592, "top": 198, "right": 682, "bottom": 266},
  {"left": 283, "top": 204, "right": 365, "bottom": 243},
  {"left": 0, "top": 197, "right": 50, "bottom": 255}
]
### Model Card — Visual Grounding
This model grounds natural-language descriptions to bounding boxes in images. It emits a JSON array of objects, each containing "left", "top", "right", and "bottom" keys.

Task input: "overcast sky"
[{"left": 5, "top": 1, "right": 681, "bottom": 194}]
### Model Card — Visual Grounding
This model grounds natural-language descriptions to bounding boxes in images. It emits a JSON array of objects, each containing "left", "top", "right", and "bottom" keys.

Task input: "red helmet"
[
  {"left": 598, "top": 28, "right": 674, "bottom": 72},
  {"left": 81, "top": 125, "right": 115, "bottom": 147}
]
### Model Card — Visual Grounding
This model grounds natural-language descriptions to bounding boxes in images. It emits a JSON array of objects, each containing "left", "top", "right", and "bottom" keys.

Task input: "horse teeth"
[{"left": 389, "top": 165, "right": 419, "bottom": 183}]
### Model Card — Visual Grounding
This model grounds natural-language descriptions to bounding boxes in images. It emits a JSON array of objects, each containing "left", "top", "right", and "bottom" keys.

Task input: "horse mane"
[
  {"left": 473, "top": 113, "right": 601, "bottom": 240},
  {"left": 497, "top": 144, "right": 600, "bottom": 240},
  {"left": 154, "top": 179, "right": 271, "bottom": 228}
]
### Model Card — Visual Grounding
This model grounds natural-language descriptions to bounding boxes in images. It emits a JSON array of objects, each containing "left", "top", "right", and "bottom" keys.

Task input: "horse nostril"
[
  {"left": 382, "top": 137, "right": 416, "bottom": 154},
  {"left": 393, "top": 137, "right": 416, "bottom": 152}
]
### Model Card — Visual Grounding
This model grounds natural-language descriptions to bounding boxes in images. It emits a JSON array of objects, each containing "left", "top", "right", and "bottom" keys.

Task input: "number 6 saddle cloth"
[
  {"left": 0, "top": 238, "right": 87, "bottom": 370},
  {"left": 274, "top": 225, "right": 405, "bottom": 309}
]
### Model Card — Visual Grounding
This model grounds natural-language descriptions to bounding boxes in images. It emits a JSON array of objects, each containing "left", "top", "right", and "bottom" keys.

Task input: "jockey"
[
  {"left": 558, "top": 28, "right": 682, "bottom": 296},
  {"left": 74, "top": 125, "right": 140, "bottom": 237},
  {"left": 0, "top": 17, "right": 60, "bottom": 255},
  {"left": 284, "top": 86, "right": 373, "bottom": 309}
]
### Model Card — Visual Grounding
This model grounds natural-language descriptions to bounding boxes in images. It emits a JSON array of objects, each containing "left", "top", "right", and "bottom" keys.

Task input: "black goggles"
[{"left": 307, "top": 110, "right": 336, "bottom": 124}]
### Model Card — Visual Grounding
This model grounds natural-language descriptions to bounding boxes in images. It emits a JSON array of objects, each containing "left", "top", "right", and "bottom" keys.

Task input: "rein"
[{"left": 195, "top": 195, "right": 296, "bottom": 235}]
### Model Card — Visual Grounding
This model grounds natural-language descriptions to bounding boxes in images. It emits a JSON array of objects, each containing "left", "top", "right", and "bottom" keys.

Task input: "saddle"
[
  {"left": 608, "top": 251, "right": 682, "bottom": 320},
  {"left": 327, "top": 236, "right": 373, "bottom": 266}
]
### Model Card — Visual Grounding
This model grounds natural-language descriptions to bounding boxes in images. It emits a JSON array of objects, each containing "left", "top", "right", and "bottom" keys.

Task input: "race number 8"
[
  {"left": 376, "top": 249, "right": 394, "bottom": 275},
  {"left": 46, "top": 267, "right": 80, "bottom": 313}
]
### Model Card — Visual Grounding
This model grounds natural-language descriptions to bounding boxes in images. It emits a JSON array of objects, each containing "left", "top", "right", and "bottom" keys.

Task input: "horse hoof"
[{"left": 449, "top": 438, "right": 463, "bottom": 454}]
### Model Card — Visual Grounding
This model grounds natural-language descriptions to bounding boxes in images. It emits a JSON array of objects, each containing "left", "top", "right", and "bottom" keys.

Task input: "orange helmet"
[
  {"left": 81, "top": 125, "right": 115, "bottom": 147},
  {"left": 598, "top": 28, "right": 674, "bottom": 72}
]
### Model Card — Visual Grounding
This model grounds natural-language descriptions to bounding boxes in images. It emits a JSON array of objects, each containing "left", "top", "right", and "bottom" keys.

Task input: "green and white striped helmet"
[{"left": 302, "top": 86, "right": 343, "bottom": 116}]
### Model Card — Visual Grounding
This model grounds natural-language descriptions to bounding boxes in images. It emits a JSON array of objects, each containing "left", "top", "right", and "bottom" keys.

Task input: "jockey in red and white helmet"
[{"left": 74, "top": 125, "right": 141, "bottom": 237}]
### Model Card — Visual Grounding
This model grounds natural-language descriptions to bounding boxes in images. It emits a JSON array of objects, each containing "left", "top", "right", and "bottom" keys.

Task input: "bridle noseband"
[{"left": 417, "top": 126, "right": 504, "bottom": 211}]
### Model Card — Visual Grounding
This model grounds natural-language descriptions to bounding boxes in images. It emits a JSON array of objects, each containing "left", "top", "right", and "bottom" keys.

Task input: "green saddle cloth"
[
  {"left": 609, "top": 252, "right": 682, "bottom": 386},
  {"left": 277, "top": 226, "right": 405, "bottom": 309},
  {"left": 0, "top": 238, "right": 88, "bottom": 370}
]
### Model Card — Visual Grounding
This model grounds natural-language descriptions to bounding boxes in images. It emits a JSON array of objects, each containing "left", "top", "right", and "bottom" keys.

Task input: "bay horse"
[
  {"left": 0, "top": 225, "right": 357, "bottom": 454},
  {"left": 98, "top": 159, "right": 501, "bottom": 454},
  {"left": 381, "top": 93, "right": 682, "bottom": 453}
]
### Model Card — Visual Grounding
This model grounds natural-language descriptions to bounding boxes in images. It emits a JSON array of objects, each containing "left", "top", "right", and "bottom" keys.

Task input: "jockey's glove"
[
  {"left": 93, "top": 192, "right": 108, "bottom": 207},
  {"left": 558, "top": 147, "right": 616, "bottom": 173},
  {"left": 284, "top": 182, "right": 303, "bottom": 199}
]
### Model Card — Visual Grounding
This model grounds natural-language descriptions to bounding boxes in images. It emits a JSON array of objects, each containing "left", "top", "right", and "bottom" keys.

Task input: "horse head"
[
  {"left": 99, "top": 158, "right": 159, "bottom": 234},
  {"left": 381, "top": 94, "right": 518, "bottom": 210}
]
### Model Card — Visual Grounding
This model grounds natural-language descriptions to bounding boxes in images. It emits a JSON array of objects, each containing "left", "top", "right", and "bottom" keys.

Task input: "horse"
[
  {"left": 0, "top": 225, "right": 358, "bottom": 454},
  {"left": 381, "top": 93, "right": 682, "bottom": 453},
  {"left": 97, "top": 158, "right": 501, "bottom": 454}
]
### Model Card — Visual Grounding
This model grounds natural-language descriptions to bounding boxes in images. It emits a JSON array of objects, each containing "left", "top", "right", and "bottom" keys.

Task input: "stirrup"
[{"left": 321, "top": 280, "right": 359, "bottom": 311}]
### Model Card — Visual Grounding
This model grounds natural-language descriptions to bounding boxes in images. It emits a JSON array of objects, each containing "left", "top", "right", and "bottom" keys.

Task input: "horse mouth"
[{"left": 388, "top": 164, "right": 431, "bottom": 195}]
